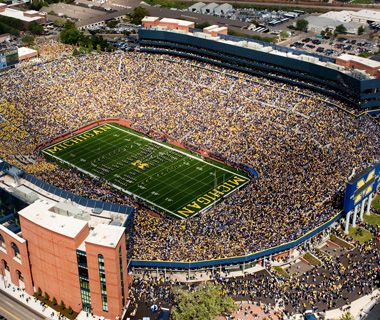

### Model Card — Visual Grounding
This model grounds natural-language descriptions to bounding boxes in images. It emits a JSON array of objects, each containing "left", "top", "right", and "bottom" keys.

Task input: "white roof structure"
[
  {"left": 141, "top": 16, "right": 159, "bottom": 22},
  {"left": 160, "top": 17, "right": 194, "bottom": 27},
  {"left": 85, "top": 224, "right": 125, "bottom": 248},
  {"left": 214, "top": 3, "right": 233, "bottom": 15},
  {"left": 352, "top": 9, "right": 380, "bottom": 23},
  {"left": 18, "top": 200, "right": 88, "bottom": 238},
  {"left": 319, "top": 9, "right": 380, "bottom": 24},
  {"left": 304, "top": 16, "right": 362, "bottom": 34},
  {"left": 0, "top": 224, "right": 25, "bottom": 243},
  {"left": 13, "top": 185, "right": 39, "bottom": 203},
  {"left": 0, "top": 8, "right": 43, "bottom": 22},
  {"left": 17, "top": 47, "right": 38, "bottom": 60},
  {"left": 188, "top": 2, "right": 206, "bottom": 12},
  {"left": 338, "top": 53, "right": 380, "bottom": 69},
  {"left": 201, "top": 2, "right": 218, "bottom": 14},
  {"left": 320, "top": 10, "right": 355, "bottom": 23}
]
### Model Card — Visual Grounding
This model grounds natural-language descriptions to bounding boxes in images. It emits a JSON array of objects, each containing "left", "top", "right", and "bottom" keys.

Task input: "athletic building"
[
  {"left": 140, "top": 18, "right": 380, "bottom": 115},
  {"left": 0, "top": 198, "right": 130, "bottom": 320}
]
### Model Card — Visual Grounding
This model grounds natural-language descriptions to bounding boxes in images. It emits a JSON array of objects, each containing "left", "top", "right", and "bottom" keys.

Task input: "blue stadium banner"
[
  {"left": 343, "top": 163, "right": 380, "bottom": 213},
  {"left": 0, "top": 47, "right": 19, "bottom": 70}
]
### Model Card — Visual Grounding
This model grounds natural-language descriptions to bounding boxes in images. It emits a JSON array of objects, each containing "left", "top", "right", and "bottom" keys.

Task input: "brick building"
[{"left": 0, "top": 199, "right": 130, "bottom": 320}]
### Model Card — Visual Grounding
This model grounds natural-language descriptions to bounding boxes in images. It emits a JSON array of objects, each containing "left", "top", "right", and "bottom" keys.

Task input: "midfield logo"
[{"left": 131, "top": 160, "right": 150, "bottom": 170}]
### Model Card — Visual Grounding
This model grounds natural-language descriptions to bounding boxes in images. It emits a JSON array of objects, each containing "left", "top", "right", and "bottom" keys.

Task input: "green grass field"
[
  {"left": 373, "top": 194, "right": 380, "bottom": 211},
  {"left": 348, "top": 226, "right": 373, "bottom": 244},
  {"left": 42, "top": 123, "right": 249, "bottom": 219}
]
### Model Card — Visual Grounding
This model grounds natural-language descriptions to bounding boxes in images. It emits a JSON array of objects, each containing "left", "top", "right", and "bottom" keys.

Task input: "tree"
[
  {"left": 59, "top": 300, "right": 66, "bottom": 311},
  {"left": 106, "top": 19, "right": 119, "bottom": 28},
  {"left": 358, "top": 25, "right": 365, "bottom": 35},
  {"left": 67, "top": 306, "right": 73, "bottom": 315},
  {"left": 28, "top": 21, "right": 44, "bottom": 35},
  {"left": 53, "top": 18, "right": 66, "bottom": 28},
  {"left": 60, "top": 27, "right": 82, "bottom": 44},
  {"left": 195, "top": 22, "right": 210, "bottom": 29},
  {"left": 22, "top": 34, "right": 35, "bottom": 45},
  {"left": 63, "top": 20, "right": 76, "bottom": 30},
  {"left": 295, "top": 19, "right": 308, "bottom": 32},
  {"left": 321, "top": 28, "right": 333, "bottom": 39},
  {"left": 280, "top": 31, "right": 289, "bottom": 39},
  {"left": 72, "top": 48, "right": 80, "bottom": 56},
  {"left": 129, "top": 6, "right": 149, "bottom": 25},
  {"left": 335, "top": 24, "right": 347, "bottom": 35},
  {"left": 44, "top": 292, "right": 50, "bottom": 301},
  {"left": 52, "top": 297, "right": 57, "bottom": 305},
  {"left": 37, "top": 287, "right": 42, "bottom": 297},
  {"left": 171, "top": 283, "right": 236, "bottom": 320}
]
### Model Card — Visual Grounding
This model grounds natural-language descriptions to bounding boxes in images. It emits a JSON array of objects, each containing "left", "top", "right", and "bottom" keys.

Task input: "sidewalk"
[
  {"left": 0, "top": 276, "right": 65, "bottom": 320},
  {"left": 0, "top": 275, "right": 111, "bottom": 320},
  {"left": 290, "top": 289, "right": 380, "bottom": 320}
]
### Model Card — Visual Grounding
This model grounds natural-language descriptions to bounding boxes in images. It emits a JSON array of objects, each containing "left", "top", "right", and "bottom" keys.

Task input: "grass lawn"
[
  {"left": 34, "top": 294, "right": 77, "bottom": 320},
  {"left": 348, "top": 226, "right": 373, "bottom": 244},
  {"left": 330, "top": 234, "right": 354, "bottom": 250},
  {"left": 351, "top": 0, "right": 374, "bottom": 3},
  {"left": 273, "top": 266, "right": 289, "bottom": 278},
  {"left": 42, "top": 123, "right": 249, "bottom": 219},
  {"left": 303, "top": 252, "right": 322, "bottom": 266},
  {"left": 373, "top": 194, "right": 380, "bottom": 211},
  {"left": 364, "top": 213, "right": 380, "bottom": 226}
]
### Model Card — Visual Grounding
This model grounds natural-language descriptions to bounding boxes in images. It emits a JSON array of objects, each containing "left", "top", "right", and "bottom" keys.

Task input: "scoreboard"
[
  {"left": 343, "top": 163, "right": 380, "bottom": 213},
  {"left": 0, "top": 47, "right": 19, "bottom": 70}
]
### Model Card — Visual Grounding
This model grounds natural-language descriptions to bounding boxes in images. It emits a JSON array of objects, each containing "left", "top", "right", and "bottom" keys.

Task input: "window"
[
  {"left": 1, "top": 259, "right": 9, "bottom": 272},
  {"left": 77, "top": 250, "right": 91, "bottom": 310},
  {"left": 11, "top": 243, "right": 20, "bottom": 260},
  {"left": 98, "top": 254, "right": 108, "bottom": 312},
  {"left": 119, "top": 247, "right": 125, "bottom": 305},
  {"left": 16, "top": 270, "right": 24, "bottom": 282},
  {"left": 0, "top": 234, "right": 5, "bottom": 250}
]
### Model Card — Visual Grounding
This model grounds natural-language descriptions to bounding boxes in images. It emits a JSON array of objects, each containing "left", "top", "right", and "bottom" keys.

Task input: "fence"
[
  {"left": 1, "top": 160, "right": 134, "bottom": 215},
  {"left": 129, "top": 211, "right": 344, "bottom": 269}
]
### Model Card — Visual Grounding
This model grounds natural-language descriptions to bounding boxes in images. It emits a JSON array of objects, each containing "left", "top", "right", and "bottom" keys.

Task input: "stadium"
[{"left": 0, "top": 18, "right": 380, "bottom": 320}]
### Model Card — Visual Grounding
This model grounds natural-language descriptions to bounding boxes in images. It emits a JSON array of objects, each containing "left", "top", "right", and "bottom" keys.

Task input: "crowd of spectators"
[
  {"left": 127, "top": 234, "right": 379, "bottom": 316},
  {"left": 0, "top": 52, "right": 379, "bottom": 262}
]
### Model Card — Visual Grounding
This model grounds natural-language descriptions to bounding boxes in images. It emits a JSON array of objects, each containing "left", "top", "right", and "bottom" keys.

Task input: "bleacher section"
[{"left": 138, "top": 28, "right": 380, "bottom": 116}]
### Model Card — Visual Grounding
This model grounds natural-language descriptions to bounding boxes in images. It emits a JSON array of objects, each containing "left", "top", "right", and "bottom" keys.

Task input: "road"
[
  {"left": 0, "top": 290, "right": 45, "bottom": 320},
  {"left": 180, "top": 0, "right": 380, "bottom": 11}
]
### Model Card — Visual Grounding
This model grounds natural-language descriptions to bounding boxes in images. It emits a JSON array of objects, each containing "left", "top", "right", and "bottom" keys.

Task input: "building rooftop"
[
  {"left": 18, "top": 47, "right": 38, "bottom": 58},
  {"left": 215, "top": 3, "right": 232, "bottom": 10},
  {"left": 0, "top": 8, "right": 43, "bottom": 22},
  {"left": 202, "top": 2, "right": 219, "bottom": 10},
  {"left": 142, "top": 16, "right": 159, "bottom": 22},
  {"left": 18, "top": 200, "right": 88, "bottom": 238},
  {"left": 160, "top": 17, "right": 194, "bottom": 26},
  {"left": 142, "top": 25, "right": 379, "bottom": 79},
  {"left": 188, "top": 2, "right": 206, "bottom": 10},
  {"left": 353, "top": 9, "right": 380, "bottom": 21},
  {"left": 0, "top": 224, "right": 26, "bottom": 243},
  {"left": 85, "top": 224, "right": 125, "bottom": 248},
  {"left": 320, "top": 10, "right": 355, "bottom": 23},
  {"left": 305, "top": 16, "right": 343, "bottom": 28},
  {"left": 338, "top": 53, "right": 380, "bottom": 69}
]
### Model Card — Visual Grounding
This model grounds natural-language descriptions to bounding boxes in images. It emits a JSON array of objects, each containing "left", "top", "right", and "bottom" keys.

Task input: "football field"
[{"left": 42, "top": 123, "right": 249, "bottom": 219}]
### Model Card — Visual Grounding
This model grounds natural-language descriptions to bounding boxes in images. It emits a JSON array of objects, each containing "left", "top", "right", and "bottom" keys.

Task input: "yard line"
[
  {"left": 43, "top": 148, "right": 184, "bottom": 219},
  {"left": 42, "top": 123, "right": 249, "bottom": 219},
  {"left": 108, "top": 124, "right": 247, "bottom": 179}
]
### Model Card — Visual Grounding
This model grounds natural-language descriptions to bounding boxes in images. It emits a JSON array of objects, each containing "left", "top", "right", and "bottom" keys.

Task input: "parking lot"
[{"left": 289, "top": 34, "right": 379, "bottom": 57}]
